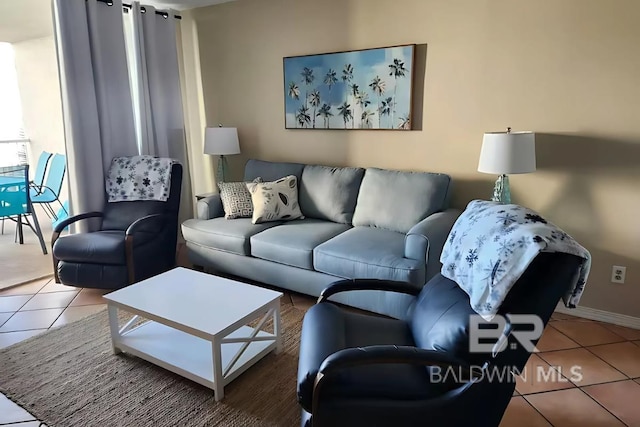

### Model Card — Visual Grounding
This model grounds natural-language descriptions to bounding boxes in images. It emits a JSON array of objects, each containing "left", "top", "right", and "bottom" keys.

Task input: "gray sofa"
[{"left": 182, "top": 160, "right": 460, "bottom": 318}]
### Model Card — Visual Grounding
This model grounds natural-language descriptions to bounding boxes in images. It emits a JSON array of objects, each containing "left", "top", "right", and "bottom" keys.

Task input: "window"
[{"left": 0, "top": 42, "right": 27, "bottom": 167}]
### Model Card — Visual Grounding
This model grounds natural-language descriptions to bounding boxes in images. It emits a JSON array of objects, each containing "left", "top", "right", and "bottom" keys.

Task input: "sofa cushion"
[
  {"left": 181, "top": 218, "right": 281, "bottom": 256},
  {"left": 53, "top": 231, "right": 127, "bottom": 265},
  {"left": 250, "top": 219, "right": 351, "bottom": 270},
  {"left": 313, "top": 227, "right": 425, "bottom": 285},
  {"left": 243, "top": 159, "right": 305, "bottom": 183},
  {"left": 299, "top": 165, "right": 365, "bottom": 224},
  {"left": 352, "top": 168, "right": 451, "bottom": 233},
  {"left": 246, "top": 175, "right": 304, "bottom": 224}
]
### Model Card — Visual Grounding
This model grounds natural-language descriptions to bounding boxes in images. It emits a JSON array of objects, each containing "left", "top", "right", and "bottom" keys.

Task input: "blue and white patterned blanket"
[
  {"left": 106, "top": 156, "right": 175, "bottom": 202},
  {"left": 440, "top": 200, "right": 590, "bottom": 320}
]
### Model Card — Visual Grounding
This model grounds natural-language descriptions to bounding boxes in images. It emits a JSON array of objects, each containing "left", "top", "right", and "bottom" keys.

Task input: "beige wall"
[
  {"left": 192, "top": 0, "right": 640, "bottom": 317},
  {"left": 177, "top": 10, "right": 215, "bottom": 198},
  {"left": 12, "top": 36, "right": 67, "bottom": 203}
]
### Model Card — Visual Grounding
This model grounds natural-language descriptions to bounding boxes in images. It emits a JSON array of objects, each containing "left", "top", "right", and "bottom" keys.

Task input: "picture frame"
[{"left": 283, "top": 44, "right": 416, "bottom": 130}]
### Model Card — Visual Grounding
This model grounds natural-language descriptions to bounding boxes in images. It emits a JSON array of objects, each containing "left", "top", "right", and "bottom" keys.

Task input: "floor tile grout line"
[
  {"left": 521, "top": 388, "right": 629, "bottom": 427},
  {"left": 518, "top": 394, "right": 555, "bottom": 427},
  {"left": 36, "top": 289, "right": 81, "bottom": 295},
  {"left": 536, "top": 335, "right": 629, "bottom": 354},
  {"left": 551, "top": 329, "right": 628, "bottom": 344},
  {"left": 0, "top": 294, "right": 38, "bottom": 328},
  {"left": 0, "top": 421, "right": 38, "bottom": 426},
  {"left": 535, "top": 342, "right": 626, "bottom": 356},
  {"left": 552, "top": 318, "right": 630, "bottom": 340},
  {"left": 0, "top": 297, "right": 76, "bottom": 334},
  {"left": 516, "top": 353, "right": 575, "bottom": 392},
  {"left": 0, "top": 327, "right": 49, "bottom": 334},
  {"left": 0, "top": 279, "right": 51, "bottom": 297},
  {"left": 0, "top": 293, "right": 37, "bottom": 312},
  {"left": 43, "top": 292, "right": 85, "bottom": 331},
  {"left": 17, "top": 292, "right": 82, "bottom": 313},
  {"left": 598, "top": 322, "right": 640, "bottom": 339},
  {"left": 517, "top": 335, "right": 640, "bottom": 395},
  {"left": 545, "top": 322, "right": 584, "bottom": 346},
  {"left": 518, "top": 377, "right": 632, "bottom": 397},
  {"left": 0, "top": 311, "right": 18, "bottom": 329},
  {"left": 583, "top": 339, "right": 636, "bottom": 350},
  {"left": 0, "top": 392, "right": 38, "bottom": 425},
  {"left": 582, "top": 345, "right": 636, "bottom": 381},
  {"left": 576, "top": 386, "right": 630, "bottom": 426}
]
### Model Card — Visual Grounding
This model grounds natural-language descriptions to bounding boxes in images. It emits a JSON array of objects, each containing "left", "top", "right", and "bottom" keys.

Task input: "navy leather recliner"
[
  {"left": 51, "top": 163, "right": 182, "bottom": 289},
  {"left": 297, "top": 252, "right": 582, "bottom": 427}
]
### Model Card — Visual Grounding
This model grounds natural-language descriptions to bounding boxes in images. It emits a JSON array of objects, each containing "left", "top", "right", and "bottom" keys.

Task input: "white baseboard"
[{"left": 555, "top": 303, "right": 640, "bottom": 330}]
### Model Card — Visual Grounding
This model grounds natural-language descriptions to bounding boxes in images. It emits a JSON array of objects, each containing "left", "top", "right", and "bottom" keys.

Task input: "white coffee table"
[{"left": 103, "top": 267, "right": 283, "bottom": 401}]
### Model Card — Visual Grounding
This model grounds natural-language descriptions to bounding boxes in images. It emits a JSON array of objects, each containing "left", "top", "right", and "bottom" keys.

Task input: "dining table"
[{"left": 0, "top": 172, "right": 48, "bottom": 255}]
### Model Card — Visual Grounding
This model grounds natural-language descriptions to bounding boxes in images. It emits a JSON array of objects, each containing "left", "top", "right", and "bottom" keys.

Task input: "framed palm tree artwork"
[{"left": 284, "top": 44, "right": 415, "bottom": 130}]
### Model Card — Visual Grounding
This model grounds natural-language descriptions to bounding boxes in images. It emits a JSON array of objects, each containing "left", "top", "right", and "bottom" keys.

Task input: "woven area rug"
[{"left": 0, "top": 305, "right": 304, "bottom": 427}]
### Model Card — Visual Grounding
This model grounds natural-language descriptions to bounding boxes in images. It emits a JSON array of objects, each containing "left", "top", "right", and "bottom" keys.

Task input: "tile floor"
[
  {"left": 0, "top": 275, "right": 107, "bottom": 426},
  {"left": 1, "top": 275, "right": 640, "bottom": 426},
  {"left": 0, "top": 214, "right": 54, "bottom": 291}
]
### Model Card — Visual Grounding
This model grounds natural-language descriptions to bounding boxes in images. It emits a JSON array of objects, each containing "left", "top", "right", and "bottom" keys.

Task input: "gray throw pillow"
[{"left": 218, "top": 178, "right": 262, "bottom": 219}]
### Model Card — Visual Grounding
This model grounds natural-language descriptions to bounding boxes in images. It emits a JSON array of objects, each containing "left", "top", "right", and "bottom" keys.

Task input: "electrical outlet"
[{"left": 612, "top": 266, "right": 626, "bottom": 284}]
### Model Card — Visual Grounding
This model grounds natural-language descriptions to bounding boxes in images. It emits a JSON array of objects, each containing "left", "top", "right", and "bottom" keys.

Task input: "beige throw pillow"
[{"left": 246, "top": 175, "right": 304, "bottom": 224}]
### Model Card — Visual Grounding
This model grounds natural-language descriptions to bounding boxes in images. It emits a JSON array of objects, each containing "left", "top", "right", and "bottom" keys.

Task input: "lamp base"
[
  {"left": 491, "top": 174, "right": 511, "bottom": 204},
  {"left": 216, "top": 155, "right": 228, "bottom": 184}
]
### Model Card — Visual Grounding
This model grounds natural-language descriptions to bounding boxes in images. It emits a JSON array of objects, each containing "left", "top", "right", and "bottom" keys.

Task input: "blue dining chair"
[
  {"left": 31, "top": 153, "right": 67, "bottom": 220},
  {"left": 0, "top": 166, "right": 29, "bottom": 218},
  {"left": 0, "top": 166, "right": 28, "bottom": 235},
  {"left": 0, "top": 165, "right": 47, "bottom": 254},
  {"left": 29, "top": 151, "right": 53, "bottom": 195},
  {"left": 4, "top": 151, "right": 53, "bottom": 234}
]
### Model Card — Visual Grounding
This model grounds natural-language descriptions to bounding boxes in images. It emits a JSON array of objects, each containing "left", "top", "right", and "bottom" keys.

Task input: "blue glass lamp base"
[
  {"left": 491, "top": 174, "right": 511, "bottom": 204},
  {"left": 216, "top": 155, "right": 229, "bottom": 184}
]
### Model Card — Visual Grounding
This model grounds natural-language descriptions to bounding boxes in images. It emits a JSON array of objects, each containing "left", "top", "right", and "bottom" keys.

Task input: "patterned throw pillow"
[
  {"left": 246, "top": 175, "right": 304, "bottom": 224},
  {"left": 218, "top": 178, "right": 262, "bottom": 219}
]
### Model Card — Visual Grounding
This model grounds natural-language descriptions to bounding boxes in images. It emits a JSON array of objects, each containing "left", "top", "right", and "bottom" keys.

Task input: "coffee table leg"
[
  {"left": 273, "top": 303, "right": 283, "bottom": 354},
  {"left": 212, "top": 338, "right": 224, "bottom": 401},
  {"left": 108, "top": 305, "right": 122, "bottom": 355}
]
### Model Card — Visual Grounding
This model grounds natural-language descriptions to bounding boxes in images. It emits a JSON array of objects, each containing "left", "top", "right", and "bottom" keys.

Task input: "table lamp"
[
  {"left": 477, "top": 128, "right": 536, "bottom": 204},
  {"left": 204, "top": 126, "right": 241, "bottom": 184}
]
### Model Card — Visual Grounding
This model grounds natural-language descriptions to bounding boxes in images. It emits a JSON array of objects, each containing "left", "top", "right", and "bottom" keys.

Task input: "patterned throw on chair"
[
  {"left": 106, "top": 155, "right": 176, "bottom": 202},
  {"left": 440, "top": 200, "right": 591, "bottom": 320}
]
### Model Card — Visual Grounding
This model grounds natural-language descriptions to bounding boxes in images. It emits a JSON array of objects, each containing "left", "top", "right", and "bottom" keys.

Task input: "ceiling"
[
  {"left": 0, "top": 0, "right": 232, "bottom": 44},
  {"left": 146, "top": 0, "right": 235, "bottom": 10},
  {"left": 0, "top": 0, "right": 54, "bottom": 44}
]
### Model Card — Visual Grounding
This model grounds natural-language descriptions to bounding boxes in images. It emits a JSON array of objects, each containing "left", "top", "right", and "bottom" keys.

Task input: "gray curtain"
[
  {"left": 53, "top": 0, "right": 138, "bottom": 229},
  {"left": 128, "top": 2, "right": 194, "bottom": 223}
]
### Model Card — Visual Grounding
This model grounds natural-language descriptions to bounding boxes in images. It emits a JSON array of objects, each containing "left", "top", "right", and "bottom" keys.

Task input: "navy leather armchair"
[
  {"left": 51, "top": 163, "right": 182, "bottom": 289},
  {"left": 297, "top": 252, "right": 583, "bottom": 427}
]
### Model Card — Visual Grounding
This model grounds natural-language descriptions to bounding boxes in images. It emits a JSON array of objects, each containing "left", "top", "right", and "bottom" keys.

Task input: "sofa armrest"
[
  {"left": 196, "top": 194, "right": 224, "bottom": 220},
  {"left": 318, "top": 279, "right": 422, "bottom": 303},
  {"left": 404, "top": 208, "right": 461, "bottom": 282}
]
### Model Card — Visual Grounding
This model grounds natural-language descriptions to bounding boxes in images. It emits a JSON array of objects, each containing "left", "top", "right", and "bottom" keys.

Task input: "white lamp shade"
[
  {"left": 204, "top": 127, "right": 241, "bottom": 155},
  {"left": 478, "top": 131, "right": 536, "bottom": 175}
]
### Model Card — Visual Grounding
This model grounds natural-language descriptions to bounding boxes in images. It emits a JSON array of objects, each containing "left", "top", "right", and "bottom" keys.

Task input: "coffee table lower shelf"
[{"left": 114, "top": 321, "right": 276, "bottom": 394}]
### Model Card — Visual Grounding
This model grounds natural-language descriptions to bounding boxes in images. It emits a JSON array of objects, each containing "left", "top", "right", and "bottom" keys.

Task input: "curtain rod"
[{"left": 96, "top": 0, "right": 182, "bottom": 20}]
